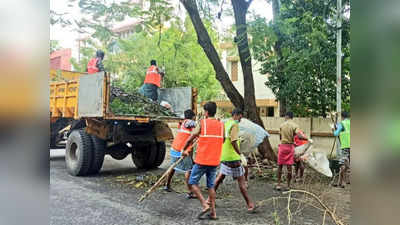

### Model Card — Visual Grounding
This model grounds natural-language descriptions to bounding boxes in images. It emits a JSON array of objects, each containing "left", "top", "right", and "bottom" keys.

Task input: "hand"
[
  {"left": 181, "top": 151, "right": 189, "bottom": 157},
  {"left": 308, "top": 139, "right": 313, "bottom": 144}
]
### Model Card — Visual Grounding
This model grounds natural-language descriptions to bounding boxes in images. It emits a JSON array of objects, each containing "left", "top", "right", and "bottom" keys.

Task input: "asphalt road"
[
  {"left": 50, "top": 149, "right": 336, "bottom": 225},
  {"left": 50, "top": 149, "right": 189, "bottom": 225}
]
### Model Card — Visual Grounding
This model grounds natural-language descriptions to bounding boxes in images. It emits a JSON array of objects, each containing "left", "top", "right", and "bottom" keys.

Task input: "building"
[
  {"left": 213, "top": 42, "right": 279, "bottom": 117},
  {"left": 50, "top": 48, "right": 72, "bottom": 70}
]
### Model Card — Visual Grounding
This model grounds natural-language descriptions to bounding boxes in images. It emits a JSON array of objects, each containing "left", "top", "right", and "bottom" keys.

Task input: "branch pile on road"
[{"left": 109, "top": 86, "right": 176, "bottom": 117}]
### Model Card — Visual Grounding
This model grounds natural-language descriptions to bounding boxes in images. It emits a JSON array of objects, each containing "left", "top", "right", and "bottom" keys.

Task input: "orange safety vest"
[
  {"left": 195, "top": 118, "right": 224, "bottom": 166},
  {"left": 87, "top": 58, "right": 99, "bottom": 74},
  {"left": 144, "top": 65, "right": 161, "bottom": 87},
  {"left": 171, "top": 120, "right": 193, "bottom": 151}
]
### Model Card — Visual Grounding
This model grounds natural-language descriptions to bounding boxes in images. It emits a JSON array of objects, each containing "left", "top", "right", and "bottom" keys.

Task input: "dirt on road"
[{"left": 105, "top": 153, "right": 351, "bottom": 225}]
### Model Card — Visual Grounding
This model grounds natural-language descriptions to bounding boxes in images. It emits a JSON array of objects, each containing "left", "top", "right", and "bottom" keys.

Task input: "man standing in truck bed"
[
  {"left": 86, "top": 50, "right": 105, "bottom": 74},
  {"left": 139, "top": 59, "right": 164, "bottom": 102}
]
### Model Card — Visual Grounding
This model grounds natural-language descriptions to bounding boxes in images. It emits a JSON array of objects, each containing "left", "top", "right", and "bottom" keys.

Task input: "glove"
[{"left": 308, "top": 139, "right": 313, "bottom": 144}]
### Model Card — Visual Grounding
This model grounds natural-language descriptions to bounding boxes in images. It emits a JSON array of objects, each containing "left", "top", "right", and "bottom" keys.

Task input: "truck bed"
[{"left": 50, "top": 71, "right": 196, "bottom": 123}]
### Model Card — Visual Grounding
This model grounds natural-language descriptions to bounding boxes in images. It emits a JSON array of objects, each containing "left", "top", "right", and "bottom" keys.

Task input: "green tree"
[
  {"left": 50, "top": 40, "right": 61, "bottom": 54},
  {"left": 249, "top": 0, "right": 351, "bottom": 117}
]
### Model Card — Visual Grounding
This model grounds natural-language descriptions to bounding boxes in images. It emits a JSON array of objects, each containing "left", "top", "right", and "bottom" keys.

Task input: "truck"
[{"left": 50, "top": 70, "right": 197, "bottom": 176}]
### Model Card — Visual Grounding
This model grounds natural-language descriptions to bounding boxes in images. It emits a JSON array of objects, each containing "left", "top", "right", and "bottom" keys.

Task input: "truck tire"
[
  {"left": 132, "top": 143, "right": 158, "bottom": 169},
  {"left": 88, "top": 136, "right": 106, "bottom": 175},
  {"left": 110, "top": 150, "right": 129, "bottom": 160},
  {"left": 65, "top": 129, "right": 93, "bottom": 176},
  {"left": 50, "top": 118, "right": 70, "bottom": 149},
  {"left": 154, "top": 142, "right": 166, "bottom": 167}
]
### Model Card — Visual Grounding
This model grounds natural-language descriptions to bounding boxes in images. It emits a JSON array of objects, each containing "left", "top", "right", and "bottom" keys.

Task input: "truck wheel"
[
  {"left": 50, "top": 118, "right": 70, "bottom": 149},
  {"left": 154, "top": 142, "right": 166, "bottom": 167},
  {"left": 132, "top": 143, "right": 158, "bottom": 169},
  {"left": 65, "top": 129, "right": 93, "bottom": 176},
  {"left": 110, "top": 150, "right": 129, "bottom": 160},
  {"left": 88, "top": 136, "right": 106, "bottom": 175}
]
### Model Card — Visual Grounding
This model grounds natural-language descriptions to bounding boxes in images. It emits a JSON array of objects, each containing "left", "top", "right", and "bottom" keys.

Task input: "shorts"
[
  {"left": 170, "top": 154, "right": 193, "bottom": 173},
  {"left": 339, "top": 148, "right": 350, "bottom": 166},
  {"left": 220, "top": 162, "right": 245, "bottom": 179},
  {"left": 188, "top": 164, "right": 217, "bottom": 188}
]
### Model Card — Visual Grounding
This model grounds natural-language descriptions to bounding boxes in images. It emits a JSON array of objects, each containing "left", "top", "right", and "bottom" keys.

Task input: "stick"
[
  {"left": 287, "top": 191, "right": 292, "bottom": 225},
  {"left": 329, "top": 112, "right": 339, "bottom": 159},
  {"left": 252, "top": 152, "right": 262, "bottom": 174},
  {"left": 138, "top": 139, "right": 198, "bottom": 202},
  {"left": 138, "top": 156, "right": 184, "bottom": 202},
  {"left": 282, "top": 189, "right": 345, "bottom": 225}
]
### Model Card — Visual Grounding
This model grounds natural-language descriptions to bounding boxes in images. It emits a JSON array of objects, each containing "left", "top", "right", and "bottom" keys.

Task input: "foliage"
[
  {"left": 69, "top": 9, "right": 220, "bottom": 102},
  {"left": 50, "top": 40, "right": 61, "bottom": 54},
  {"left": 249, "top": 0, "right": 351, "bottom": 117}
]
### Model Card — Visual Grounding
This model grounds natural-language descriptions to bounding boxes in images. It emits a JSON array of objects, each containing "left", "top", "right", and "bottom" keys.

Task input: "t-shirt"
[
  {"left": 183, "top": 119, "right": 196, "bottom": 129},
  {"left": 279, "top": 120, "right": 300, "bottom": 144},
  {"left": 229, "top": 122, "right": 239, "bottom": 142}
]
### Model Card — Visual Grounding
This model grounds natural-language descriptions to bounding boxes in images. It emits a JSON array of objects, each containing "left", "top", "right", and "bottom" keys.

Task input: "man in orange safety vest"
[
  {"left": 86, "top": 50, "right": 105, "bottom": 74},
  {"left": 139, "top": 59, "right": 164, "bottom": 101},
  {"left": 182, "top": 102, "right": 224, "bottom": 220}
]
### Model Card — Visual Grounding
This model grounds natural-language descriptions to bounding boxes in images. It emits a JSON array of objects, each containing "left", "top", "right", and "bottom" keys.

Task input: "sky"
[{"left": 50, "top": 0, "right": 273, "bottom": 50}]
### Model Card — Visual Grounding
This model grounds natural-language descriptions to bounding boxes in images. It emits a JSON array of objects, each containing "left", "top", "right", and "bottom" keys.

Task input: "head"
[
  {"left": 184, "top": 109, "right": 196, "bottom": 120},
  {"left": 96, "top": 50, "right": 105, "bottom": 60},
  {"left": 150, "top": 59, "right": 157, "bottom": 66},
  {"left": 341, "top": 111, "right": 349, "bottom": 119},
  {"left": 231, "top": 108, "right": 243, "bottom": 122},
  {"left": 285, "top": 111, "right": 294, "bottom": 120},
  {"left": 203, "top": 101, "right": 217, "bottom": 118}
]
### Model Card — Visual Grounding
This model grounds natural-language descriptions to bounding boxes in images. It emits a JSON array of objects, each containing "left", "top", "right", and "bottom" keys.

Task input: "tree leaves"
[{"left": 250, "top": 0, "right": 351, "bottom": 117}]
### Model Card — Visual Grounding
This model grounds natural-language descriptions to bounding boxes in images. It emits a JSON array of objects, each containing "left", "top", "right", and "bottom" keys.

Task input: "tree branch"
[{"left": 180, "top": 0, "right": 244, "bottom": 109}]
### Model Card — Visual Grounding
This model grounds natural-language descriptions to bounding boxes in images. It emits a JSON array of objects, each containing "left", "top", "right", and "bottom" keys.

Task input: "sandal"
[
  {"left": 207, "top": 214, "right": 219, "bottom": 220},
  {"left": 186, "top": 192, "right": 197, "bottom": 199},
  {"left": 163, "top": 186, "right": 172, "bottom": 192},
  {"left": 197, "top": 207, "right": 210, "bottom": 219},
  {"left": 247, "top": 204, "right": 258, "bottom": 214}
]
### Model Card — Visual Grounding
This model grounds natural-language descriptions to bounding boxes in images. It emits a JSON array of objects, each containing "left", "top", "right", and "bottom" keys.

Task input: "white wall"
[{"left": 221, "top": 49, "right": 276, "bottom": 100}]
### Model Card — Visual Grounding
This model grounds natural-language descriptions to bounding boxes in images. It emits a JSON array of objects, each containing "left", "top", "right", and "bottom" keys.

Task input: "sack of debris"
[
  {"left": 238, "top": 118, "right": 270, "bottom": 153},
  {"left": 301, "top": 151, "right": 333, "bottom": 177},
  {"left": 294, "top": 142, "right": 313, "bottom": 158}
]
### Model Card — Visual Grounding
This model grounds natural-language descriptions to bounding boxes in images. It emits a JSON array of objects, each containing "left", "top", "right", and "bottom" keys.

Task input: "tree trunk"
[
  {"left": 180, "top": 0, "right": 277, "bottom": 162},
  {"left": 180, "top": 0, "right": 244, "bottom": 109},
  {"left": 231, "top": 0, "right": 277, "bottom": 161},
  {"left": 279, "top": 98, "right": 287, "bottom": 117}
]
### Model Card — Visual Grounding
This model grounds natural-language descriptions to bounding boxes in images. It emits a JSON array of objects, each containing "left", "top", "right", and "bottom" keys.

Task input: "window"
[
  {"left": 260, "top": 107, "right": 267, "bottom": 117},
  {"left": 231, "top": 61, "right": 238, "bottom": 81},
  {"left": 267, "top": 107, "right": 275, "bottom": 117}
]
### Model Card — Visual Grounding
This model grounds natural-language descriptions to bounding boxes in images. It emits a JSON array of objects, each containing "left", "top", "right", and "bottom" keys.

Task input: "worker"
[
  {"left": 332, "top": 111, "right": 351, "bottom": 188},
  {"left": 182, "top": 102, "right": 224, "bottom": 220},
  {"left": 86, "top": 50, "right": 105, "bottom": 74},
  {"left": 208, "top": 108, "right": 256, "bottom": 213},
  {"left": 163, "top": 109, "right": 197, "bottom": 199},
  {"left": 293, "top": 129, "right": 312, "bottom": 183},
  {"left": 139, "top": 59, "right": 164, "bottom": 102},
  {"left": 276, "top": 112, "right": 309, "bottom": 191}
]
